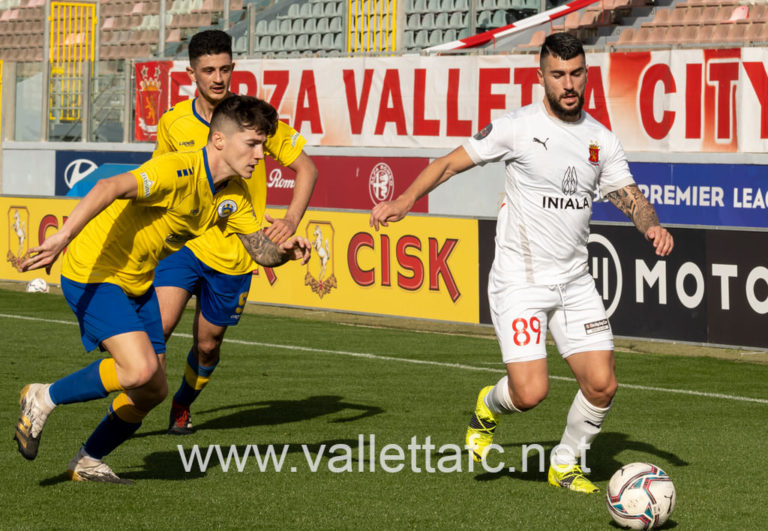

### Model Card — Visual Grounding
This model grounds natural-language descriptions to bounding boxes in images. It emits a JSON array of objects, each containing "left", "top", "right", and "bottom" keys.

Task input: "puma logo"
[{"left": 533, "top": 137, "right": 549, "bottom": 150}]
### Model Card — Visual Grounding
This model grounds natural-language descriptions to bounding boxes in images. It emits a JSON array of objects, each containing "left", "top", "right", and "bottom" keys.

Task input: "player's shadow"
[
  {"left": 473, "top": 431, "right": 689, "bottom": 483},
  {"left": 38, "top": 437, "right": 363, "bottom": 484},
  {"left": 132, "top": 395, "right": 384, "bottom": 439},
  {"left": 609, "top": 518, "right": 678, "bottom": 529},
  {"left": 195, "top": 395, "right": 384, "bottom": 431},
  {"left": 120, "top": 437, "right": 361, "bottom": 481}
]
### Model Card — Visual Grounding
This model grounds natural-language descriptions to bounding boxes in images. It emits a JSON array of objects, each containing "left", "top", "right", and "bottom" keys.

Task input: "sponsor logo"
[
  {"left": 165, "top": 232, "right": 194, "bottom": 244},
  {"left": 533, "top": 137, "right": 549, "bottom": 150},
  {"left": 178, "top": 140, "right": 195, "bottom": 148},
  {"left": 290, "top": 131, "right": 302, "bottom": 148},
  {"left": 474, "top": 123, "right": 493, "bottom": 140},
  {"left": 140, "top": 172, "right": 154, "bottom": 197},
  {"left": 587, "top": 233, "right": 623, "bottom": 318},
  {"left": 541, "top": 196, "right": 590, "bottom": 210},
  {"left": 562, "top": 166, "right": 578, "bottom": 196},
  {"left": 588, "top": 141, "right": 600, "bottom": 166},
  {"left": 369, "top": 162, "right": 394, "bottom": 205},
  {"left": 584, "top": 318, "right": 610, "bottom": 335},
  {"left": 8, "top": 206, "right": 30, "bottom": 263},
  {"left": 267, "top": 168, "right": 296, "bottom": 189},
  {"left": 217, "top": 199, "right": 238, "bottom": 218},
  {"left": 64, "top": 159, "right": 98, "bottom": 190},
  {"left": 305, "top": 221, "right": 337, "bottom": 298}
]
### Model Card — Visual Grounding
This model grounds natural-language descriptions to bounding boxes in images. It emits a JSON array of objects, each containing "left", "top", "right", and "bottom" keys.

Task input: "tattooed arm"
[
  {"left": 605, "top": 184, "right": 674, "bottom": 257},
  {"left": 238, "top": 230, "right": 311, "bottom": 267}
]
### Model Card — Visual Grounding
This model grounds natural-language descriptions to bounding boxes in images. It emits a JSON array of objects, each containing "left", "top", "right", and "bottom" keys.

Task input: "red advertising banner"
[
  {"left": 264, "top": 155, "right": 430, "bottom": 211},
  {"left": 139, "top": 48, "right": 768, "bottom": 152},
  {"left": 134, "top": 61, "right": 173, "bottom": 142}
]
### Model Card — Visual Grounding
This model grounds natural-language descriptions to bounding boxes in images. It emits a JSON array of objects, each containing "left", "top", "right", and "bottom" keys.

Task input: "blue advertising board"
[
  {"left": 54, "top": 150, "right": 151, "bottom": 196},
  {"left": 593, "top": 162, "right": 768, "bottom": 229}
]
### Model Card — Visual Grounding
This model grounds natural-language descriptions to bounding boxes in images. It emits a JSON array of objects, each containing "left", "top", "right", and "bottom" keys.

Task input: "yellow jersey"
[
  {"left": 154, "top": 97, "right": 306, "bottom": 275},
  {"left": 62, "top": 149, "right": 262, "bottom": 297}
]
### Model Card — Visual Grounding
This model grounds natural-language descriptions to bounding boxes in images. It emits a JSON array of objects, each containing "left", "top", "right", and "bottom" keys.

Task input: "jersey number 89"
[{"left": 512, "top": 317, "right": 541, "bottom": 347}]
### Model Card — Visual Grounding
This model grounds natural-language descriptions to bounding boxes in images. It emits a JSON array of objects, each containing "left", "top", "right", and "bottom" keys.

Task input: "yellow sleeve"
[
  {"left": 265, "top": 121, "right": 307, "bottom": 167},
  {"left": 129, "top": 156, "right": 181, "bottom": 207}
]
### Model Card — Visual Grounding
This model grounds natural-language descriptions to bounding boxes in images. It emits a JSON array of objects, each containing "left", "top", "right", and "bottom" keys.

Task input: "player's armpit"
[
  {"left": 605, "top": 184, "right": 660, "bottom": 235},
  {"left": 238, "top": 230, "right": 288, "bottom": 267}
]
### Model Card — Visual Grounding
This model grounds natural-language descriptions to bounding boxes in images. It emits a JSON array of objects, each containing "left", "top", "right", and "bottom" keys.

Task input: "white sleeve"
[
  {"left": 464, "top": 115, "right": 516, "bottom": 166},
  {"left": 598, "top": 132, "right": 635, "bottom": 196}
]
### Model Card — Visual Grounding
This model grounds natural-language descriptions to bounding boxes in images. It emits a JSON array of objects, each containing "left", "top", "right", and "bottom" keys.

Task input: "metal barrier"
[
  {"left": 47, "top": 1, "right": 97, "bottom": 125},
  {"left": 348, "top": 0, "right": 399, "bottom": 53}
]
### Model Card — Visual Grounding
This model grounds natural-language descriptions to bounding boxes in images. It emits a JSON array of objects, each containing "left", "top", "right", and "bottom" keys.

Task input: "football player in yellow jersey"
[
  {"left": 13, "top": 96, "right": 311, "bottom": 483},
  {"left": 152, "top": 30, "right": 318, "bottom": 435}
]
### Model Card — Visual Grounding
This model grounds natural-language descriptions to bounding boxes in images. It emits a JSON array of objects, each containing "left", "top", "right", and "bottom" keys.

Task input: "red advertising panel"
[
  {"left": 264, "top": 155, "right": 430, "bottom": 212},
  {"left": 134, "top": 61, "right": 173, "bottom": 142}
]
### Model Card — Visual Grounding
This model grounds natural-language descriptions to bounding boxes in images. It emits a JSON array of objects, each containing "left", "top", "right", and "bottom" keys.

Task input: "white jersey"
[{"left": 465, "top": 102, "right": 634, "bottom": 285}]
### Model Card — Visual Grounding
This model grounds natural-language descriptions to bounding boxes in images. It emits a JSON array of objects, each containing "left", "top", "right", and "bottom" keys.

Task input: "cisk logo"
[
  {"left": 8, "top": 206, "right": 30, "bottom": 265},
  {"left": 305, "top": 221, "right": 338, "bottom": 298}
]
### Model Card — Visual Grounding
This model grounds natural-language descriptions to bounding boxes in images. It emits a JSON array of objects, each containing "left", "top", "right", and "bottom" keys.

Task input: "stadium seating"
[{"left": 0, "top": 0, "right": 766, "bottom": 61}]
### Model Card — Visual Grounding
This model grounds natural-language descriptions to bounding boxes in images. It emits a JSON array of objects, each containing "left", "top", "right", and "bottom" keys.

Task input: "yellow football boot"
[
  {"left": 465, "top": 386, "right": 499, "bottom": 462},
  {"left": 548, "top": 464, "right": 600, "bottom": 493}
]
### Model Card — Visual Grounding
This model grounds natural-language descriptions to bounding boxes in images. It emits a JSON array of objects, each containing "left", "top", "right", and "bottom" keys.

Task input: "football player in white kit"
[{"left": 369, "top": 33, "right": 673, "bottom": 493}]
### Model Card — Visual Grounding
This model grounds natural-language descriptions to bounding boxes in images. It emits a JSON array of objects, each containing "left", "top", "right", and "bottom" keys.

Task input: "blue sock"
[
  {"left": 49, "top": 359, "right": 121, "bottom": 405},
  {"left": 83, "top": 394, "right": 144, "bottom": 459},
  {"left": 173, "top": 349, "right": 218, "bottom": 407}
]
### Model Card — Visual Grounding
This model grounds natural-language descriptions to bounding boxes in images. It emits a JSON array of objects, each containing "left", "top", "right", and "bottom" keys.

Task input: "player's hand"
[
  {"left": 369, "top": 197, "right": 412, "bottom": 231},
  {"left": 278, "top": 235, "right": 311, "bottom": 265},
  {"left": 645, "top": 225, "right": 674, "bottom": 256},
  {"left": 264, "top": 213, "right": 297, "bottom": 245},
  {"left": 15, "top": 231, "right": 69, "bottom": 274}
]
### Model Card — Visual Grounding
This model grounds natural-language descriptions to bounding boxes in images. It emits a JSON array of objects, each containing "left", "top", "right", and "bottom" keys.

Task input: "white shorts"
[{"left": 488, "top": 272, "right": 614, "bottom": 364}]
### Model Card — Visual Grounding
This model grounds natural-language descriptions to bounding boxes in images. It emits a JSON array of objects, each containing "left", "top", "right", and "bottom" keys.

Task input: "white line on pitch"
[{"left": 3, "top": 312, "right": 768, "bottom": 405}]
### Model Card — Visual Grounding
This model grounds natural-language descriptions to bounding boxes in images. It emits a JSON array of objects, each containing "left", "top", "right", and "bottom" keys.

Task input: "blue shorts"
[
  {"left": 154, "top": 246, "right": 252, "bottom": 327},
  {"left": 61, "top": 277, "right": 166, "bottom": 354}
]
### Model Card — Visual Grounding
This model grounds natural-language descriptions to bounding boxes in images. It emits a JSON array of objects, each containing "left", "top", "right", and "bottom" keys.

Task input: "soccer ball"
[
  {"left": 606, "top": 462, "right": 676, "bottom": 530},
  {"left": 26, "top": 278, "right": 49, "bottom": 293}
]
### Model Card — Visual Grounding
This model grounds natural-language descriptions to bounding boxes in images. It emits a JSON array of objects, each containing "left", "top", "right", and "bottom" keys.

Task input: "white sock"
[
  {"left": 552, "top": 389, "right": 611, "bottom": 468},
  {"left": 484, "top": 376, "right": 522, "bottom": 415},
  {"left": 43, "top": 385, "right": 57, "bottom": 411}
]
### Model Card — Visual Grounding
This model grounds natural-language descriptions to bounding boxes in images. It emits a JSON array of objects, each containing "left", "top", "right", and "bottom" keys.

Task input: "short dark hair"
[
  {"left": 188, "top": 30, "right": 232, "bottom": 63},
  {"left": 209, "top": 96, "right": 278, "bottom": 140},
  {"left": 540, "top": 32, "right": 585, "bottom": 62}
]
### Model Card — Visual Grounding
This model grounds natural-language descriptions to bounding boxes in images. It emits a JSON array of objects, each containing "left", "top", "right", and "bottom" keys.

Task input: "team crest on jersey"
[
  {"left": 217, "top": 200, "right": 238, "bottom": 218},
  {"left": 474, "top": 123, "right": 493, "bottom": 140},
  {"left": 7, "top": 206, "right": 30, "bottom": 268},
  {"left": 588, "top": 141, "right": 600, "bottom": 166},
  {"left": 304, "top": 221, "right": 337, "bottom": 298}
]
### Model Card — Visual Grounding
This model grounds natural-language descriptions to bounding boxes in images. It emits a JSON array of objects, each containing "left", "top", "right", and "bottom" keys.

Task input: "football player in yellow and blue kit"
[
  {"left": 13, "top": 96, "right": 311, "bottom": 483},
  {"left": 152, "top": 30, "right": 318, "bottom": 434}
]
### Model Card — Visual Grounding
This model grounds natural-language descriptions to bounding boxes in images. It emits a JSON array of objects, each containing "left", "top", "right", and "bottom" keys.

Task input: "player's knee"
[
  {"left": 511, "top": 386, "right": 548, "bottom": 411},
  {"left": 196, "top": 340, "right": 221, "bottom": 365},
  {"left": 583, "top": 377, "right": 617, "bottom": 407},
  {"left": 119, "top": 358, "right": 159, "bottom": 389}
]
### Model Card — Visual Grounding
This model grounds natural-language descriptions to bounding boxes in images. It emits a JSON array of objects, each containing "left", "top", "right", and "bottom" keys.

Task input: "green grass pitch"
[{"left": 2, "top": 287, "right": 767, "bottom": 529}]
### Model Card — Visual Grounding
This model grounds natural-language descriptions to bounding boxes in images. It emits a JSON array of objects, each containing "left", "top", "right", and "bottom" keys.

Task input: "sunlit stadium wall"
[{"left": 2, "top": 50, "right": 768, "bottom": 350}]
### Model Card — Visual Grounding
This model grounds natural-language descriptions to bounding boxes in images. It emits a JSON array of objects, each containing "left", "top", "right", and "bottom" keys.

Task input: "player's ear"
[
  {"left": 186, "top": 65, "right": 196, "bottom": 83},
  {"left": 211, "top": 130, "right": 226, "bottom": 150}
]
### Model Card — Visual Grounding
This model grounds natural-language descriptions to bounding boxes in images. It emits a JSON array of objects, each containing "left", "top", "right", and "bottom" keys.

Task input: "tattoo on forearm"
[
  {"left": 606, "top": 184, "right": 660, "bottom": 234},
  {"left": 238, "top": 231, "right": 286, "bottom": 267}
]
